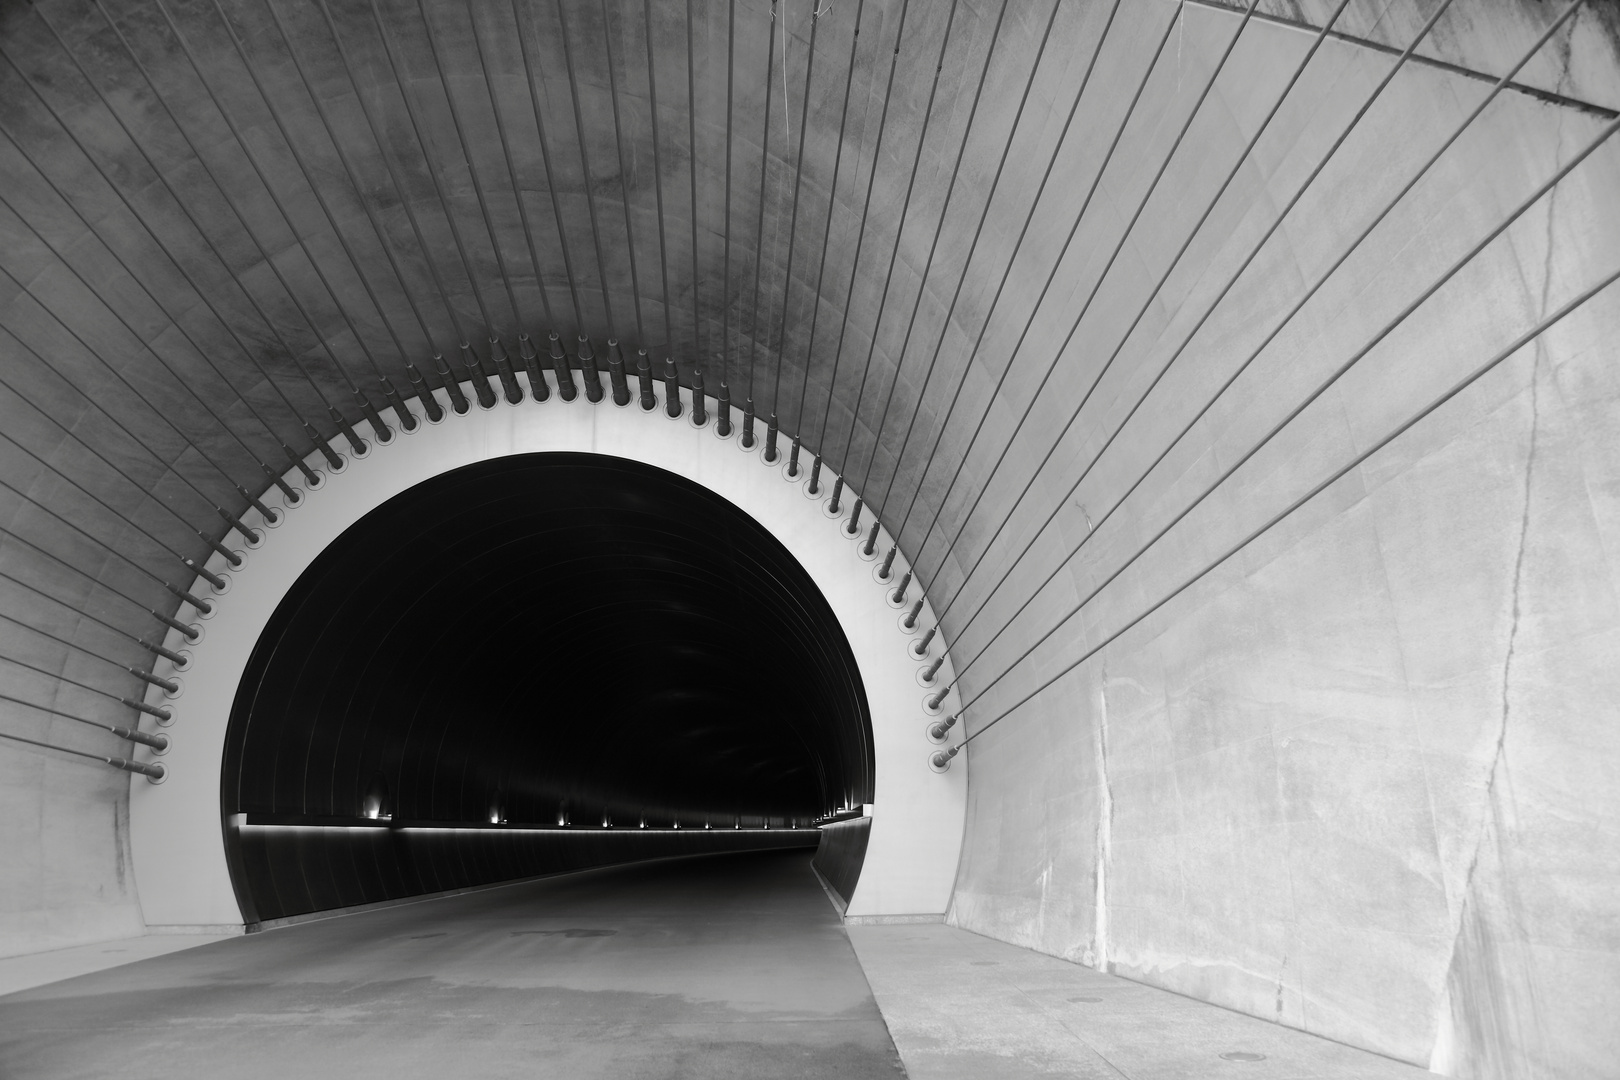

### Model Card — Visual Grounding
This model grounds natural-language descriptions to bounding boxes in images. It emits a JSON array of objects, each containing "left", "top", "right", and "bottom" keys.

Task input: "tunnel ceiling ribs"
[{"left": 0, "top": 0, "right": 1616, "bottom": 782}]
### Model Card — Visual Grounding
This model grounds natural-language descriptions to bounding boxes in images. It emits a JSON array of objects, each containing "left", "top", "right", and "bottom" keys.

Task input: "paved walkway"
[
  {"left": 2, "top": 851, "right": 1436, "bottom": 1079},
  {"left": 849, "top": 923, "right": 1432, "bottom": 1080},
  {"left": 0, "top": 849, "right": 903, "bottom": 1080}
]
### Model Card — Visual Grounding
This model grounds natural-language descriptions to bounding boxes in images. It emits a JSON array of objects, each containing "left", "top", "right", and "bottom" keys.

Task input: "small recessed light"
[{"left": 1219, "top": 1051, "right": 1266, "bottom": 1062}]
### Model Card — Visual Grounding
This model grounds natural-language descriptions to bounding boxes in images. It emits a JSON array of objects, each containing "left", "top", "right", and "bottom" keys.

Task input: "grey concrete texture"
[
  {"left": 0, "top": 850, "right": 907, "bottom": 1079},
  {"left": 0, "top": 2, "right": 1616, "bottom": 1077},
  {"left": 851, "top": 921, "right": 1433, "bottom": 1079}
]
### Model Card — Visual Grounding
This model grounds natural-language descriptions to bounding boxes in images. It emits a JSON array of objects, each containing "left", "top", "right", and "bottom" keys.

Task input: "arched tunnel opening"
[{"left": 220, "top": 452, "right": 875, "bottom": 924}]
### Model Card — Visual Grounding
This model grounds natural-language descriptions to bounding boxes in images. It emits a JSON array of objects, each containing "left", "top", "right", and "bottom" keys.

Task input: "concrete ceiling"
[{"left": 1, "top": 0, "right": 1616, "bottom": 769}]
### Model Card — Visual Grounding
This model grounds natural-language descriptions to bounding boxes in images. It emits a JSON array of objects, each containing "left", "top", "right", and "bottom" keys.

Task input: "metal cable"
[
  {"left": 686, "top": 0, "right": 705, "bottom": 365},
  {"left": 644, "top": 0, "right": 678, "bottom": 358},
  {"left": 961, "top": 262, "right": 1620, "bottom": 746},
  {"left": 28, "top": 5, "right": 328, "bottom": 453},
  {"left": 150, "top": 0, "right": 378, "bottom": 433},
  {"left": 794, "top": 0, "right": 868, "bottom": 440},
  {"left": 851, "top": 0, "right": 999, "bottom": 506},
  {"left": 745, "top": 0, "right": 782, "bottom": 404},
  {"left": 891, "top": 0, "right": 1166, "bottom": 552},
  {"left": 911, "top": 0, "right": 1259, "bottom": 588},
  {"left": 871, "top": 0, "right": 1072, "bottom": 525},
  {"left": 553, "top": 0, "right": 617, "bottom": 338},
  {"left": 822, "top": 0, "right": 915, "bottom": 474},
  {"left": 949, "top": 0, "right": 1590, "bottom": 683},
  {"left": 509, "top": 0, "right": 585, "bottom": 335},
  {"left": 0, "top": 728, "right": 161, "bottom": 777},
  {"left": 263, "top": 0, "right": 445, "bottom": 367},
  {"left": 411, "top": 0, "right": 526, "bottom": 337},
  {"left": 937, "top": 0, "right": 1356, "bottom": 635},
  {"left": 599, "top": 0, "right": 649, "bottom": 347},
  {"left": 211, "top": 0, "right": 410, "bottom": 410},
  {"left": 770, "top": 0, "right": 823, "bottom": 416}
]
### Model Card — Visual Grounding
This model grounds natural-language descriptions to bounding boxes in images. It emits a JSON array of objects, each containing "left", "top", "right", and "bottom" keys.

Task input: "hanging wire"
[
  {"left": 870, "top": 0, "right": 1073, "bottom": 527},
  {"left": 599, "top": 0, "right": 649, "bottom": 348},
  {"left": 960, "top": 262, "right": 1620, "bottom": 747},
  {"left": 770, "top": 0, "right": 823, "bottom": 418},
  {"left": 794, "top": 0, "right": 869, "bottom": 442},
  {"left": 820, "top": 0, "right": 915, "bottom": 474},
  {"left": 935, "top": 0, "right": 1359, "bottom": 636},
  {"left": 907, "top": 0, "right": 1259, "bottom": 589},
  {"left": 745, "top": 0, "right": 782, "bottom": 405},
  {"left": 848, "top": 0, "right": 990, "bottom": 507},
  {"left": 508, "top": 0, "right": 586, "bottom": 336},
  {"left": 939, "top": 0, "right": 1458, "bottom": 647},
  {"left": 553, "top": 0, "right": 617, "bottom": 338},
  {"left": 945, "top": 0, "right": 1588, "bottom": 684}
]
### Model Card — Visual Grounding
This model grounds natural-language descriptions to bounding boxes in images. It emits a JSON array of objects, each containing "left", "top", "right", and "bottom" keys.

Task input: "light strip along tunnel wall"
[{"left": 1, "top": 1, "right": 1618, "bottom": 1077}]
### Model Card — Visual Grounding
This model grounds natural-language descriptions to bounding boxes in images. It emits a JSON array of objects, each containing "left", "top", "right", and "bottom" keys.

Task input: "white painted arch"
[{"left": 128, "top": 376, "right": 967, "bottom": 929}]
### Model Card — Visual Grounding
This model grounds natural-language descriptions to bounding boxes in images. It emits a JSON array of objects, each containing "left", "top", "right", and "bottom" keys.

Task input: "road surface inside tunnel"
[{"left": 0, "top": 849, "right": 906, "bottom": 1080}]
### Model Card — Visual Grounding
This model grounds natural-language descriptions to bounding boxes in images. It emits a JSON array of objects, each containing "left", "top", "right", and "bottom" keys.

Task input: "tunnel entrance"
[{"left": 220, "top": 452, "right": 874, "bottom": 924}]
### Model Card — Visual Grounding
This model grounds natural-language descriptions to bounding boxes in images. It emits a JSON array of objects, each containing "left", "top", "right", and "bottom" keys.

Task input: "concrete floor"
[
  {"left": 0, "top": 851, "right": 1431, "bottom": 1079},
  {"left": 849, "top": 924, "right": 1433, "bottom": 1080},
  {"left": 0, "top": 850, "right": 904, "bottom": 1080}
]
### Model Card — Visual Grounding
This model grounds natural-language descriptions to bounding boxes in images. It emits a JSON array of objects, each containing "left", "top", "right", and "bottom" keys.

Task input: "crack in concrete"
[
  {"left": 1432, "top": 91, "right": 1566, "bottom": 1073},
  {"left": 1094, "top": 667, "right": 1114, "bottom": 974}
]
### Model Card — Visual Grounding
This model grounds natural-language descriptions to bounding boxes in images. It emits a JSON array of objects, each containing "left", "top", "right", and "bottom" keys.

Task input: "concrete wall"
[{"left": 942, "top": 8, "right": 1620, "bottom": 1080}]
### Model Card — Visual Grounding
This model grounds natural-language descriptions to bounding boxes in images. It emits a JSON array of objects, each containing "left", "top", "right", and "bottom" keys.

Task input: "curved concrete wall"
[
  {"left": 129, "top": 378, "right": 966, "bottom": 930},
  {"left": 1, "top": 3, "right": 1617, "bottom": 1078},
  {"left": 939, "top": 9, "right": 1620, "bottom": 1079}
]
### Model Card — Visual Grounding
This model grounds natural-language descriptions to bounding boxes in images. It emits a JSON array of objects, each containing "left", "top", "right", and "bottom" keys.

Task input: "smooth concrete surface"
[
  {"left": 849, "top": 923, "right": 1431, "bottom": 1080},
  {"left": 0, "top": 849, "right": 906, "bottom": 1079},
  {"left": 2, "top": 3, "right": 1618, "bottom": 1077},
  {"left": 0, "top": 929, "right": 241, "bottom": 998},
  {"left": 129, "top": 383, "right": 966, "bottom": 932}
]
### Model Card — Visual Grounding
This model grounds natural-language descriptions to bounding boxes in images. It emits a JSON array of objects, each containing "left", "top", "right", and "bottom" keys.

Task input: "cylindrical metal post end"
[
  {"left": 717, "top": 382, "right": 732, "bottom": 436},
  {"left": 807, "top": 455, "right": 821, "bottom": 495},
  {"left": 863, "top": 520, "right": 879, "bottom": 556},
  {"left": 827, "top": 475, "right": 843, "bottom": 514},
  {"left": 108, "top": 756, "right": 165, "bottom": 780},
  {"left": 549, "top": 333, "right": 578, "bottom": 401},
  {"left": 922, "top": 653, "right": 945, "bottom": 682},
  {"left": 127, "top": 666, "right": 180, "bottom": 694},
  {"left": 764, "top": 415, "right": 779, "bottom": 462},
  {"left": 635, "top": 350, "right": 656, "bottom": 410},
  {"left": 879, "top": 543, "right": 898, "bottom": 578},
  {"left": 663, "top": 357, "right": 683, "bottom": 418},
  {"left": 787, "top": 436, "right": 801, "bottom": 477},
  {"left": 354, "top": 388, "right": 392, "bottom": 442},
  {"left": 196, "top": 530, "right": 242, "bottom": 568},
  {"left": 490, "top": 338, "right": 524, "bottom": 405},
  {"left": 140, "top": 638, "right": 188, "bottom": 666},
  {"left": 690, "top": 369, "right": 708, "bottom": 424},
  {"left": 741, "top": 400, "right": 755, "bottom": 448},
  {"left": 181, "top": 556, "right": 226, "bottom": 592},
  {"left": 518, "top": 334, "right": 551, "bottom": 401},
  {"left": 890, "top": 569, "right": 912, "bottom": 605},
  {"left": 607, "top": 340, "right": 631, "bottom": 406},
  {"left": 903, "top": 597, "right": 923, "bottom": 630},
  {"left": 216, "top": 506, "right": 261, "bottom": 546},
  {"left": 844, "top": 498, "right": 863, "bottom": 536},
  {"left": 112, "top": 725, "right": 169, "bottom": 751},
  {"left": 121, "top": 696, "right": 174, "bottom": 721},
  {"left": 303, "top": 422, "right": 345, "bottom": 469},
  {"left": 433, "top": 354, "right": 471, "bottom": 414},
  {"left": 380, "top": 375, "right": 418, "bottom": 431},
  {"left": 578, "top": 336, "right": 604, "bottom": 403},
  {"left": 164, "top": 580, "right": 213, "bottom": 615},
  {"left": 927, "top": 682, "right": 953, "bottom": 711},
  {"left": 406, "top": 362, "right": 447, "bottom": 422},
  {"left": 928, "top": 714, "right": 958, "bottom": 741},
  {"left": 461, "top": 342, "right": 497, "bottom": 409}
]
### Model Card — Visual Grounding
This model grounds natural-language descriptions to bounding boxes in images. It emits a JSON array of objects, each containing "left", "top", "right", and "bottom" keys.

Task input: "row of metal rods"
[
  {"left": 0, "top": 0, "right": 784, "bottom": 773},
  {"left": 921, "top": 0, "right": 1618, "bottom": 753}
]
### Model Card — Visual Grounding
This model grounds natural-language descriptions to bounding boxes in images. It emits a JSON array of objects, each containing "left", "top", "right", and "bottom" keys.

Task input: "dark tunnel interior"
[{"left": 221, "top": 452, "right": 874, "bottom": 923}]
